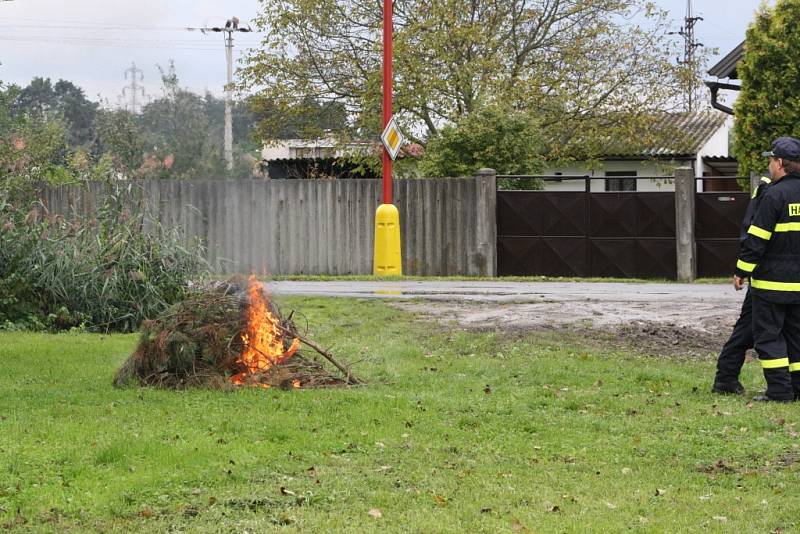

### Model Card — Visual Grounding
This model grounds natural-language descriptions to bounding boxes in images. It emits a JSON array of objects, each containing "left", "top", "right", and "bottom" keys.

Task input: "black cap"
[{"left": 762, "top": 137, "right": 800, "bottom": 160}]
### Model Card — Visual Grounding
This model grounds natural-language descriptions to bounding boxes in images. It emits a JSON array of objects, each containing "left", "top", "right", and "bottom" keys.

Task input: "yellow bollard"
[{"left": 373, "top": 204, "right": 402, "bottom": 275}]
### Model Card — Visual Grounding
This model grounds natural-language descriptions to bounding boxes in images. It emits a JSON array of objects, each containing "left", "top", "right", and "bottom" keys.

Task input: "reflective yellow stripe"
[
  {"left": 751, "top": 279, "right": 800, "bottom": 291},
  {"left": 761, "top": 357, "right": 790, "bottom": 369},
  {"left": 790, "top": 362, "right": 800, "bottom": 372},
  {"left": 736, "top": 259, "right": 757, "bottom": 273},
  {"left": 748, "top": 225, "right": 772, "bottom": 240},
  {"left": 761, "top": 176, "right": 772, "bottom": 184},
  {"left": 774, "top": 222, "right": 800, "bottom": 232}
]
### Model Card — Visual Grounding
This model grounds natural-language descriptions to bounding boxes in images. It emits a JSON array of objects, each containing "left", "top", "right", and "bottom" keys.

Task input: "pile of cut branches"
[{"left": 113, "top": 280, "right": 360, "bottom": 389}]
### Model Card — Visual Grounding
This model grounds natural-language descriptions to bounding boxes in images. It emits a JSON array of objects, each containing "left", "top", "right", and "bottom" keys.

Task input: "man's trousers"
[
  {"left": 752, "top": 294, "right": 800, "bottom": 401},
  {"left": 714, "top": 290, "right": 753, "bottom": 389}
]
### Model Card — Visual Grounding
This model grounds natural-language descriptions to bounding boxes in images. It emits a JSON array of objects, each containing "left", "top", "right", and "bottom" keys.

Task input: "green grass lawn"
[{"left": 1, "top": 296, "right": 798, "bottom": 533}]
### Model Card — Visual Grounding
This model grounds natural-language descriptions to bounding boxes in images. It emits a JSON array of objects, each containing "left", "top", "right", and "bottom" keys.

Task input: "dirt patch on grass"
[
  {"left": 394, "top": 297, "right": 745, "bottom": 358},
  {"left": 601, "top": 321, "right": 727, "bottom": 358}
]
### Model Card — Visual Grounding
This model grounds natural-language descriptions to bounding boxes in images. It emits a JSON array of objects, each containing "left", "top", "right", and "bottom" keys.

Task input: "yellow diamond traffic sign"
[{"left": 381, "top": 117, "right": 405, "bottom": 161}]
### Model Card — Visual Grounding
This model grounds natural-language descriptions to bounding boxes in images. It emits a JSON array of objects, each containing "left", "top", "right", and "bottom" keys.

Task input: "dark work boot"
[
  {"left": 711, "top": 381, "right": 745, "bottom": 395},
  {"left": 752, "top": 394, "right": 793, "bottom": 403}
]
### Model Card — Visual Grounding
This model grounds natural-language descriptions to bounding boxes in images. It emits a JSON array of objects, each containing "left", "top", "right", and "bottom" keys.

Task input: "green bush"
[{"left": 0, "top": 184, "right": 209, "bottom": 332}]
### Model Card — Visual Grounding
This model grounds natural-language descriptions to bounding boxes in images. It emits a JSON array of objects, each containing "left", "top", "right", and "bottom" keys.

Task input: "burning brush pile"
[{"left": 114, "top": 276, "right": 360, "bottom": 390}]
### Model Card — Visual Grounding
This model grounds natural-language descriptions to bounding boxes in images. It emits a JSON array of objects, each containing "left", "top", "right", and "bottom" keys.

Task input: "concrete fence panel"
[{"left": 37, "top": 177, "right": 493, "bottom": 276}]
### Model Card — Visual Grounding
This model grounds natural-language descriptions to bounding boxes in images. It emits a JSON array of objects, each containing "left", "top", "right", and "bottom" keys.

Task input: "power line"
[
  {"left": 0, "top": 35, "right": 258, "bottom": 52},
  {"left": 0, "top": 16, "right": 265, "bottom": 32}
]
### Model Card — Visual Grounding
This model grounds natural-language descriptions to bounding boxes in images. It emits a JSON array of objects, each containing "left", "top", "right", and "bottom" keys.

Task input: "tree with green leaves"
[
  {"left": 242, "top": 0, "right": 688, "bottom": 162},
  {"left": 0, "top": 83, "right": 73, "bottom": 191},
  {"left": 94, "top": 108, "right": 146, "bottom": 174},
  {"left": 733, "top": 0, "right": 800, "bottom": 175},
  {"left": 138, "top": 63, "right": 213, "bottom": 178},
  {"left": 11, "top": 77, "right": 98, "bottom": 147},
  {"left": 419, "top": 104, "right": 543, "bottom": 182}
]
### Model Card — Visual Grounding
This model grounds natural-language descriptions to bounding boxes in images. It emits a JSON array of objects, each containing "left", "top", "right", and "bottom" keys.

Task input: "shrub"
[{"left": 0, "top": 183, "right": 209, "bottom": 332}]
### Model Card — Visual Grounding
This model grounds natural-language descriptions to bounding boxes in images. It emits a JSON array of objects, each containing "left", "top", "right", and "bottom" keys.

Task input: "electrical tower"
[
  {"left": 669, "top": 0, "right": 704, "bottom": 112},
  {"left": 121, "top": 62, "right": 146, "bottom": 114},
  {"left": 188, "top": 17, "right": 252, "bottom": 171}
]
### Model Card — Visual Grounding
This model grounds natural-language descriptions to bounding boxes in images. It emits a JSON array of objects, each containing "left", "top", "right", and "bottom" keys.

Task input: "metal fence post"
[
  {"left": 674, "top": 166, "right": 696, "bottom": 282},
  {"left": 475, "top": 168, "right": 497, "bottom": 277}
]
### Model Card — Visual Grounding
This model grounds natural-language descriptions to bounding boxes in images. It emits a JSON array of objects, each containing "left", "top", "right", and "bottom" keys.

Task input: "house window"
[{"left": 605, "top": 171, "right": 637, "bottom": 192}]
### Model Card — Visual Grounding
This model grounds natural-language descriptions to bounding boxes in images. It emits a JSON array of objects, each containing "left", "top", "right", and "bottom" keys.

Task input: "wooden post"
[
  {"left": 475, "top": 168, "right": 497, "bottom": 277},
  {"left": 674, "top": 166, "right": 696, "bottom": 282}
]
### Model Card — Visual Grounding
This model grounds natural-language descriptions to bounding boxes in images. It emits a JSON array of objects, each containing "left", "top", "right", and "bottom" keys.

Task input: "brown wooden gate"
[
  {"left": 696, "top": 191, "right": 749, "bottom": 278},
  {"left": 497, "top": 179, "right": 749, "bottom": 279}
]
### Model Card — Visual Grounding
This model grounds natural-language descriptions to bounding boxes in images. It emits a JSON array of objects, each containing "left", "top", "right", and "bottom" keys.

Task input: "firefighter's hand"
[{"left": 733, "top": 275, "right": 746, "bottom": 291}]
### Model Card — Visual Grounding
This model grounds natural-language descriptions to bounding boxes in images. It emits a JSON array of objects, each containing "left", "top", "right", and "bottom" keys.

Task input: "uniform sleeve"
[{"left": 735, "top": 191, "right": 781, "bottom": 278}]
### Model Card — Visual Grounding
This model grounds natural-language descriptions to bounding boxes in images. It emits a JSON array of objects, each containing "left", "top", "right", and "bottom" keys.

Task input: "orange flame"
[{"left": 230, "top": 276, "right": 300, "bottom": 386}]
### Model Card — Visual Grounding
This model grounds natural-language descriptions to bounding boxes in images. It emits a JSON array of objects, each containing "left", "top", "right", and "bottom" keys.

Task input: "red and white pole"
[
  {"left": 372, "top": 0, "right": 402, "bottom": 275},
  {"left": 382, "top": 0, "right": 393, "bottom": 205}
]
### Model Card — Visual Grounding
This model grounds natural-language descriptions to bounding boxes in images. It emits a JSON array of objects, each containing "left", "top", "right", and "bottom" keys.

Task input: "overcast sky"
[{"left": 0, "top": 0, "right": 768, "bottom": 107}]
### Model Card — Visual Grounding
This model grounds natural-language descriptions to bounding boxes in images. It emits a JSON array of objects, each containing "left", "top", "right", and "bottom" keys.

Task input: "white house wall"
[
  {"left": 697, "top": 116, "right": 732, "bottom": 161},
  {"left": 539, "top": 161, "right": 680, "bottom": 192}
]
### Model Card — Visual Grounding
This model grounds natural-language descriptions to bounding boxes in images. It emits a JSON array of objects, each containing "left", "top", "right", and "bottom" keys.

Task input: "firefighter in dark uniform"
[
  {"left": 711, "top": 174, "right": 772, "bottom": 395},
  {"left": 734, "top": 136, "right": 800, "bottom": 402}
]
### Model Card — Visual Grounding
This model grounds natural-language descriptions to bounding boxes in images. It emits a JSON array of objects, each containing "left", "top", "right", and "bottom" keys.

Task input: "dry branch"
[{"left": 278, "top": 325, "right": 362, "bottom": 385}]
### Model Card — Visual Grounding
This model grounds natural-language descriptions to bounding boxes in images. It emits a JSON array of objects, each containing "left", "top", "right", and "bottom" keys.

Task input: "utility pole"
[
  {"left": 188, "top": 17, "right": 251, "bottom": 172},
  {"left": 669, "top": 0, "right": 704, "bottom": 112},
  {"left": 121, "top": 62, "right": 145, "bottom": 114}
]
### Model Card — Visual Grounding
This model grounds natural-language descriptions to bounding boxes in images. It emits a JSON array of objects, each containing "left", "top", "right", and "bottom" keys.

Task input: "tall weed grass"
[{"left": 0, "top": 182, "right": 209, "bottom": 332}]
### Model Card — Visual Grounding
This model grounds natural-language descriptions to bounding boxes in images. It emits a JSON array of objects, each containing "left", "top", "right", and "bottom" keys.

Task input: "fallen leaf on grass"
[
  {"left": 368, "top": 508, "right": 382, "bottom": 518},
  {"left": 713, "top": 516, "right": 728, "bottom": 523},
  {"left": 307, "top": 466, "right": 317, "bottom": 478},
  {"left": 432, "top": 495, "right": 448, "bottom": 506},
  {"left": 139, "top": 508, "right": 155, "bottom": 518},
  {"left": 621, "top": 467, "right": 632, "bottom": 475},
  {"left": 548, "top": 504, "right": 560, "bottom": 513},
  {"left": 511, "top": 518, "right": 530, "bottom": 533},
  {"left": 279, "top": 487, "right": 296, "bottom": 496},
  {"left": 605, "top": 502, "right": 617, "bottom": 509},
  {"left": 655, "top": 488, "right": 666, "bottom": 497}
]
